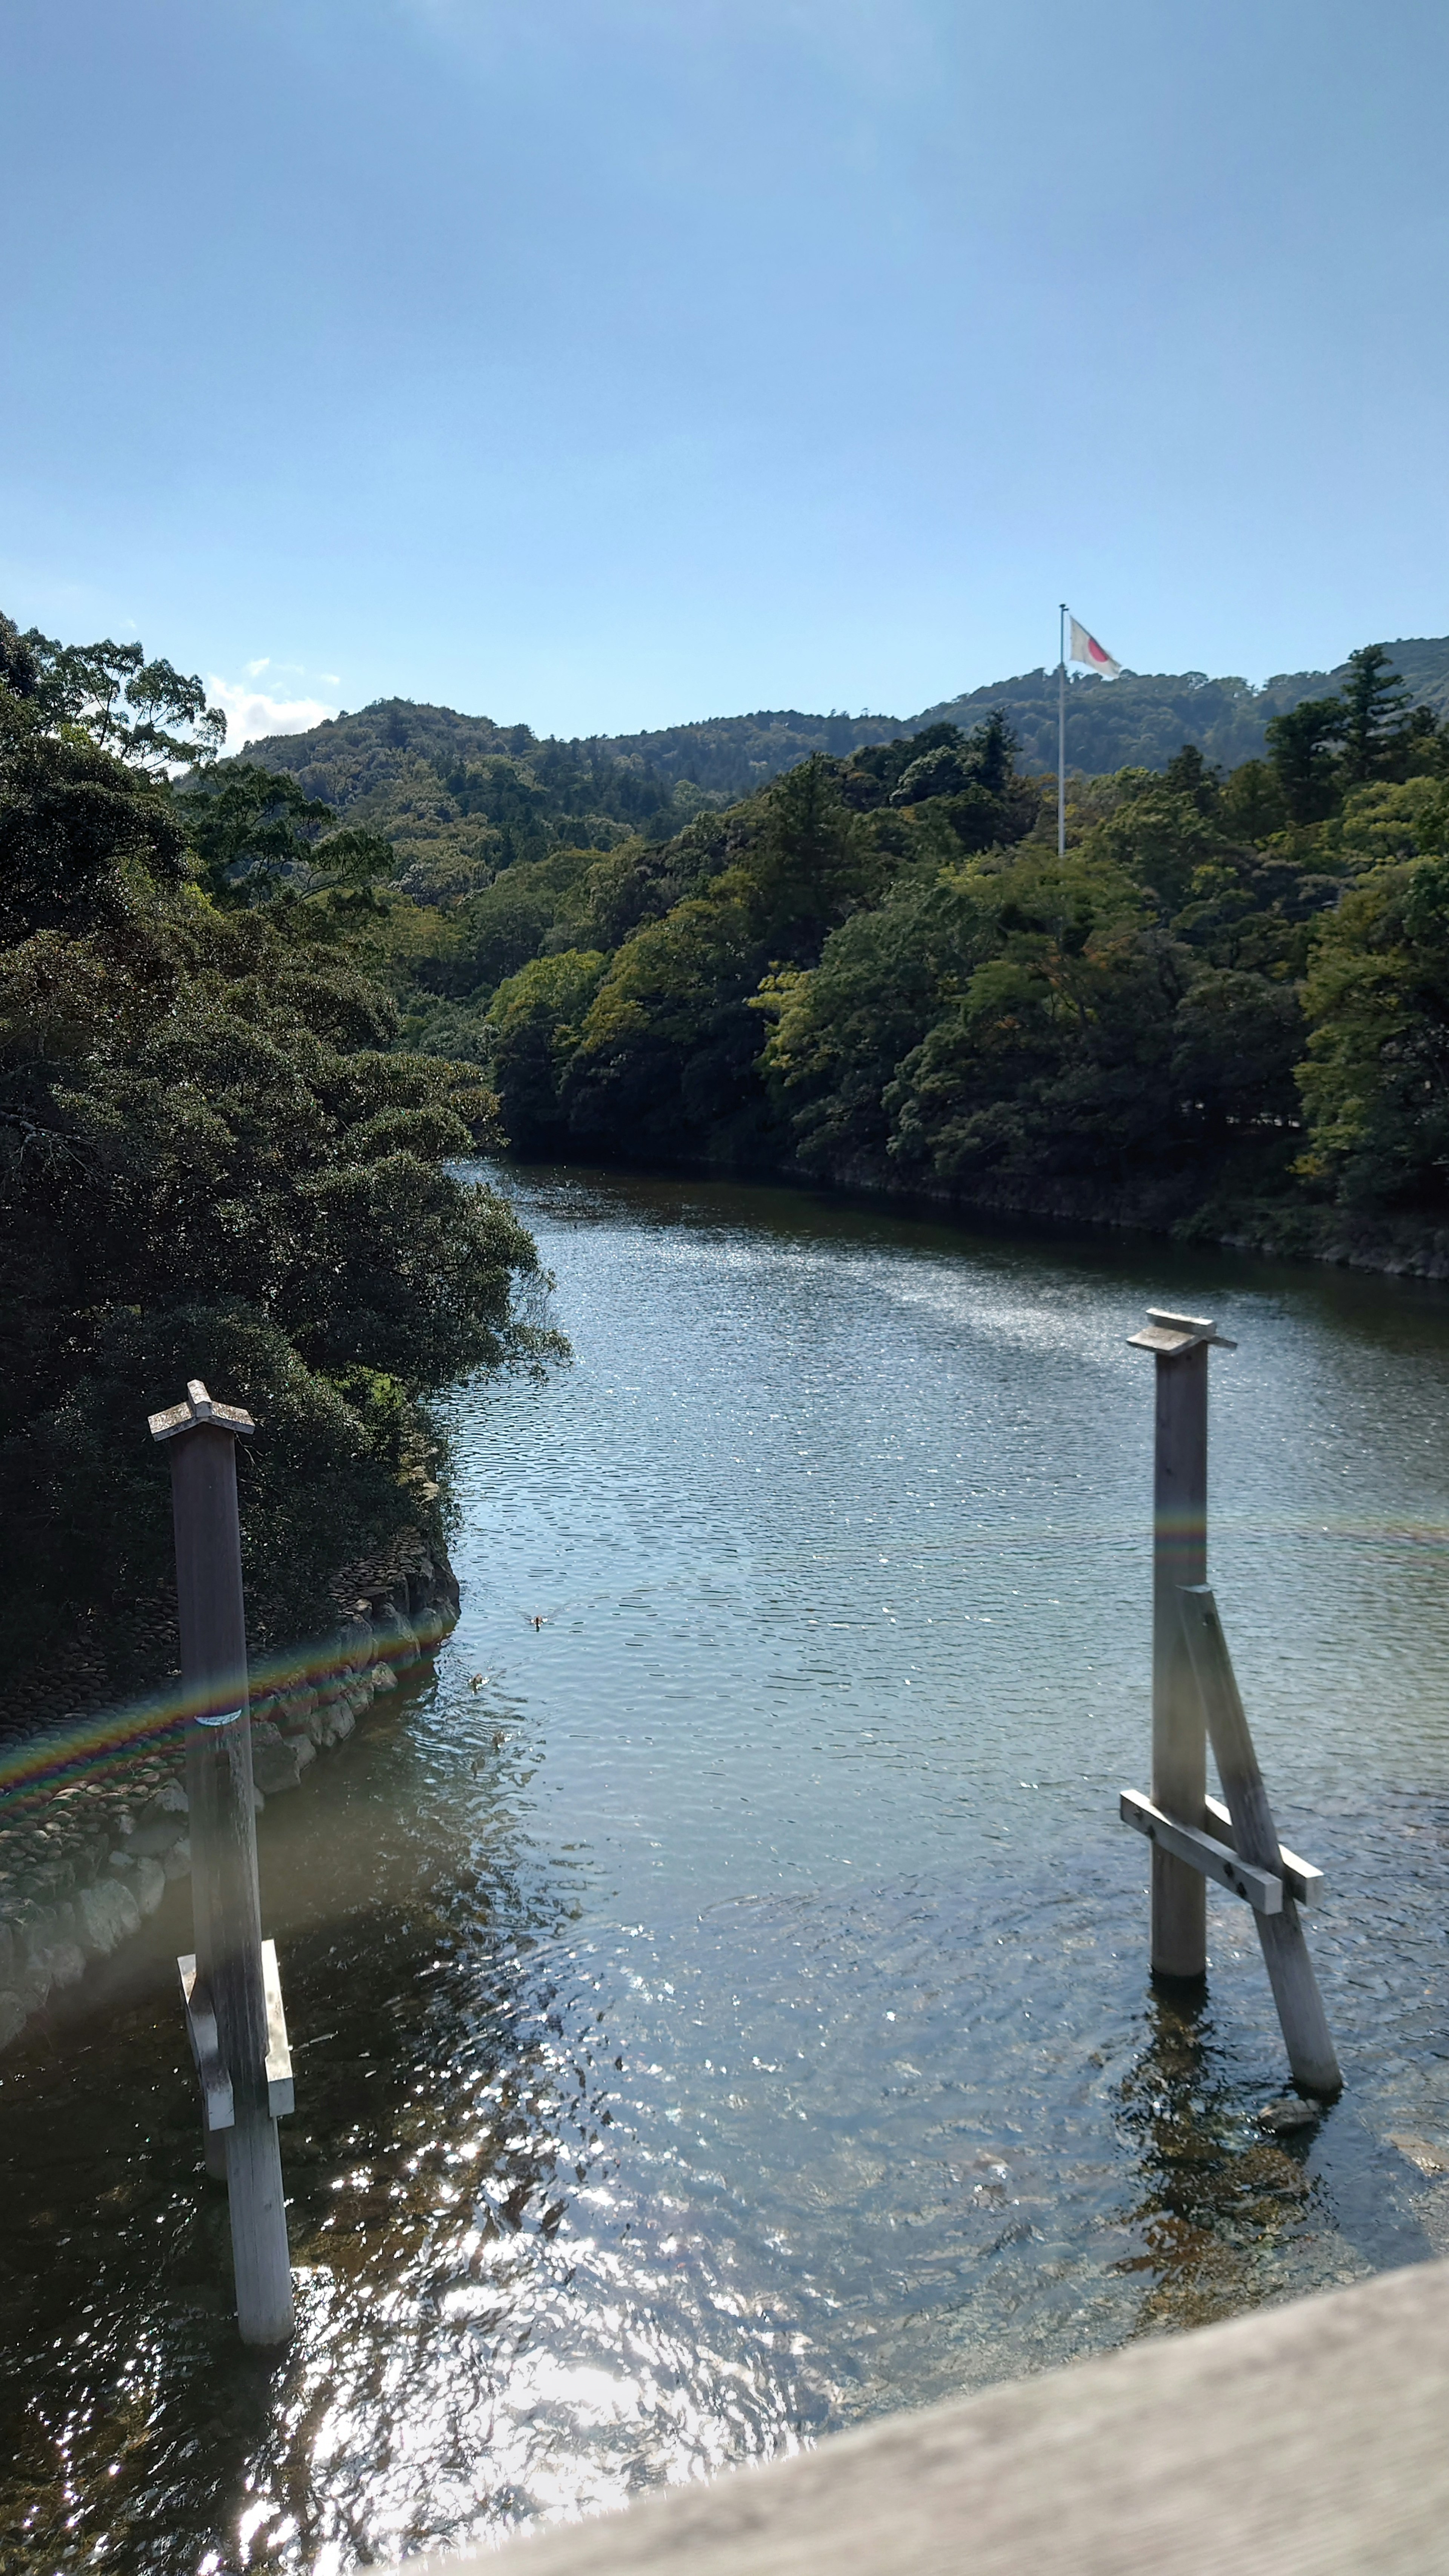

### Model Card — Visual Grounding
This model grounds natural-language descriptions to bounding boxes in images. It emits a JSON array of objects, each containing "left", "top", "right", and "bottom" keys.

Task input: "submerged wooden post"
[
  {"left": 1127, "top": 1309, "right": 1236, "bottom": 1982},
  {"left": 150, "top": 1378, "right": 294, "bottom": 2347},
  {"left": 1177, "top": 1585, "right": 1341, "bottom": 2096},
  {"left": 1119, "top": 1314, "right": 1338, "bottom": 2095}
]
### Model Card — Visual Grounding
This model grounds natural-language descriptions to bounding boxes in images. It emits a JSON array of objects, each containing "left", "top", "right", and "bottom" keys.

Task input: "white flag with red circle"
[{"left": 1067, "top": 615, "right": 1122, "bottom": 678}]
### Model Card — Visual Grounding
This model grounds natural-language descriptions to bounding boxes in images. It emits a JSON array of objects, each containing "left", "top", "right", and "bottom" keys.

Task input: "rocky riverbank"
[{"left": 0, "top": 1536, "right": 459, "bottom": 2054}]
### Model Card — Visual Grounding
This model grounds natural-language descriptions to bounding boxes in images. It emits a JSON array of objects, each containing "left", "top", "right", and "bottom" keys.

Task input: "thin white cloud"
[
  {"left": 208, "top": 676, "right": 339, "bottom": 752},
  {"left": 243, "top": 655, "right": 272, "bottom": 678}
]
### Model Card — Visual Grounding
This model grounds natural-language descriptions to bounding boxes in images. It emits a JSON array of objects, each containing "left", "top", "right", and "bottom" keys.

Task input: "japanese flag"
[{"left": 1068, "top": 615, "right": 1122, "bottom": 679}]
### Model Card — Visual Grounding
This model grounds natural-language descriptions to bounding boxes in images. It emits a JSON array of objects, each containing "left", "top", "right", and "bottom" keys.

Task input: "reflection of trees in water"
[{"left": 1113, "top": 1987, "right": 1320, "bottom": 2336}]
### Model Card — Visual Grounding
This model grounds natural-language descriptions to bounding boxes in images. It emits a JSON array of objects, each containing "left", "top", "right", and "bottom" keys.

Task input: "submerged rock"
[
  {"left": 1257, "top": 2096, "right": 1318, "bottom": 2135},
  {"left": 251, "top": 1741, "right": 302, "bottom": 1796},
  {"left": 77, "top": 1878, "right": 142, "bottom": 1956},
  {"left": 132, "top": 1856, "right": 166, "bottom": 1918}
]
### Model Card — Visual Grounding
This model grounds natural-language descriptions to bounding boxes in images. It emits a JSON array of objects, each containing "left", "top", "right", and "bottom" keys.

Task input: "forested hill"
[
  {"left": 917, "top": 637, "right": 1449, "bottom": 778},
  {"left": 246, "top": 638, "right": 1449, "bottom": 833}
]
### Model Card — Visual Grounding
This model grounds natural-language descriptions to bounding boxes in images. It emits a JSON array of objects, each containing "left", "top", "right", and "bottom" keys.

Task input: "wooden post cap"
[
  {"left": 149, "top": 1378, "right": 257, "bottom": 1441},
  {"left": 1127, "top": 1308, "right": 1238, "bottom": 1356}
]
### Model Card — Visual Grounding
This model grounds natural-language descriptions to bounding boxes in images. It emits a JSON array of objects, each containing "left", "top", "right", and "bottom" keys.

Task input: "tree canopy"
[
  {"left": 371, "top": 644, "right": 1449, "bottom": 1247},
  {"left": 0, "top": 617, "right": 559, "bottom": 1688},
  {"left": 11, "top": 593, "right": 1449, "bottom": 1734}
]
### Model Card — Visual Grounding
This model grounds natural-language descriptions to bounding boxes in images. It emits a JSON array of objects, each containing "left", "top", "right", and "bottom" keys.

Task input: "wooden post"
[
  {"left": 1128, "top": 1311, "right": 1234, "bottom": 1981},
  {"left": 1151, "top": 1338, "right": 1207, "bottom": 1980},
  {"left": 1177, "top": 1584, "right": 1341, "bottom": 2097},
  {"left": 151, "top": 1378, "right": 294, "bottom": 2345}
]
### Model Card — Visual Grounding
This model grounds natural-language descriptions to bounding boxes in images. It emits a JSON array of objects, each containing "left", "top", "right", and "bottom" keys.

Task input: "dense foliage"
[
  {"left": 361, "top": 643, "right": 1449, "bottom": 1241},
  {"left": 0, "top": 615, "right": 558, "bottom": 1682},
  {"left": 9, "top": 595, "right": 1449, "bottom": 1723},
  {"left": 244, "top": 698, "right": 728, "bottom": 907}
]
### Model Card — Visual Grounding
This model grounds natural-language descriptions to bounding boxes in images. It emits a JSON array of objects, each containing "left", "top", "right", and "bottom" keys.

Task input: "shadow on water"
[
  {"left": 1114, "top": 1986, "right": 1326, "bottom": 2333},
  {"left": 0, "top": 1683, "right": 615, "bottom": 2572},
  {"left": 1112, "top": 1981, "right": 1437, "bottom": 2346},
  {"left": 0, "top": 1668, "right": 814, "bottom": 2573}
]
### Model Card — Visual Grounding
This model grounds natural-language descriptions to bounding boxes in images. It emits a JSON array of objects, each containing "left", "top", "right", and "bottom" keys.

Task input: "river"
[{"left": 4, "top": 1162, "right": 1449, "bottom": 2573}]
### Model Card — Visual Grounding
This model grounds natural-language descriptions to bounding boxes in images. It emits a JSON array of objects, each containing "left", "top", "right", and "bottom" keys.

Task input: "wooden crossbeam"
[
  {"left": 1204, "top": 1793, "right": 1323, "bottom": 1908},
  {"left": 261, "top": 1939, "right": 294, "bottom": 2118},
  {"left": 1120, "top": 1788, "right": 1283, "bottom": 1912}
]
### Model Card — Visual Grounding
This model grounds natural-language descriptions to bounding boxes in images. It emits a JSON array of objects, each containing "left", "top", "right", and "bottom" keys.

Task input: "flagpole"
[{"left": 1057, "top": 602, "right": 1067, "bottom": 857}]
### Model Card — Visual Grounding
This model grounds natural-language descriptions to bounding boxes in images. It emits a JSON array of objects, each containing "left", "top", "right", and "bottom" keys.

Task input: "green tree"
[
  {"left": 1088, "top": 778, "right": 1230, "bottom": 915},
  {"left": 1219, "top": 758, "right": 1287, "bottom": 841},
  {"left": 759, "top": 869, "right": 979, "bottom": 1173},
  {"left": 882, "top": 849, "right": 1185, "bottom": 1190},
  {"left": 1266, "top": 695, "right": 1346, "bottom": 825},
  {"left": 563, "top": 886, "right": 770, "bottom": 1157},
  {"left": 22, "top": 628, "right": 227, "bottom": 771},
  {"left": 486, "top": 949, "right": 608, "bottom": 1146},
  {"left": 177, "top": 761, "right": 396, "bottom": 905},
  {"left": 1337, "top": 644, "right": 1411, "bottom": 786},
  {"left": 1163, "top": 744, "right": 1223, "bottom": 814},
  {"left": 0, "top": 640, "right": 559, "bottom": 1659},
  {"left": 1327, "top": 776, "right": 1449, "bottom": 868},
  {"left": 1297, "top": 855, "right": 1449, "bottom": 1207}
]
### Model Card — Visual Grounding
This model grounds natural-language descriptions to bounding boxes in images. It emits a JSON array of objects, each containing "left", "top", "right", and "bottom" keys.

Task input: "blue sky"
[{"left": 4, "top": 0, "right": 1447, "bottom": 744}]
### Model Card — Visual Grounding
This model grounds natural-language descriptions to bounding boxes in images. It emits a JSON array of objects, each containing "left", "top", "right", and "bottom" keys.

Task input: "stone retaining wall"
[{"left": 0, "top": 1543, "right": 460, "bottom": 2053}]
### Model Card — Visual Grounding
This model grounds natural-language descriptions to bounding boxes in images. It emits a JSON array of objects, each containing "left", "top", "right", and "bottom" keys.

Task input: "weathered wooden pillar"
[
  {"left": 1128, "top": 1310, "right": 1235, "bottom": 1982},
  {"left": 150, "top": 1378, "right": 293, "bottom": 2347}
]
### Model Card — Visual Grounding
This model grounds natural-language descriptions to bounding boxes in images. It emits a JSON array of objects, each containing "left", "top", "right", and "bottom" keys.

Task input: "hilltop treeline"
[
  {"left": 246, "top": 635, "right": 1449, "bottom": 827},
  {"left": 0, "top": 618, "right": 558, "bottom": 1707},
  {"left": 395, "top": 642, "right": 1449, "bottom": 1241}
]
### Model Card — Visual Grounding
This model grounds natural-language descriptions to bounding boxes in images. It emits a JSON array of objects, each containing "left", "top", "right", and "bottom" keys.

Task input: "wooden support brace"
[
  {"left": 1176, "top": 1584, "right": 1341, "bottom": 2098},
  {"left": 178, "top": 1952, "right": 235, "bottom": 2133},
  {"left": 1119, "top": 1789, "right": 1283, "bottom": 1912},
  {"left": 180, "top": 1942, "right": 292, "bottom": 2126}
]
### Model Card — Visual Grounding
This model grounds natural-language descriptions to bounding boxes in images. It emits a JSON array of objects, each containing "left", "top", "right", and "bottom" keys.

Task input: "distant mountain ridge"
[{"left": 240, "top": 635, "right": 1449, "bottom": 872}]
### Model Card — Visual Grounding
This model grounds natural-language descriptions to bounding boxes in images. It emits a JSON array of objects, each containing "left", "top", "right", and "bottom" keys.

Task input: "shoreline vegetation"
[
  {"left": 3, "top": 609, "right": 1449, "bottom": 2035},
  {"left": 0, "top": 614, "right": 563, "bottom": 1763},
  {"left": 5, "top": 609, "right": 1449, "bottom": 1754},
  {"left": 246, "top": 633, "right": 1449, "bottom": 1283}
]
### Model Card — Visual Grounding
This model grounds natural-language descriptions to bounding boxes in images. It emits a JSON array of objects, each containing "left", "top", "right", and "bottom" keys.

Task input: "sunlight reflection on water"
[{"left": 4, "top": 1165, "right": 1449, "bottom": 2571}]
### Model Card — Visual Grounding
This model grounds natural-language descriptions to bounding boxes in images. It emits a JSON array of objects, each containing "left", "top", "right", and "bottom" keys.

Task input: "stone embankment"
[{"left": 0, "top": 1542, "right": 459, "bottom": 2053}]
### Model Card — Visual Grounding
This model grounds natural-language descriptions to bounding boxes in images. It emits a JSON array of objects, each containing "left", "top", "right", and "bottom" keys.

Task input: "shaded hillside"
[
  {"left": 241, "top": 698, "right": 714, "bottom": 900},
  {"left": 577, "top": 707, "right": 904, "bottom": 794},
  {"left": 242, "top": 638, "right": 1449, "bottom": 870}
]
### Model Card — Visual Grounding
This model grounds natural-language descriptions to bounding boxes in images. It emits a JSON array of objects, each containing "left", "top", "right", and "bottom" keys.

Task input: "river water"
[{"left": 5, "top": 1163, "right": 1449, "bottom": 2573}]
